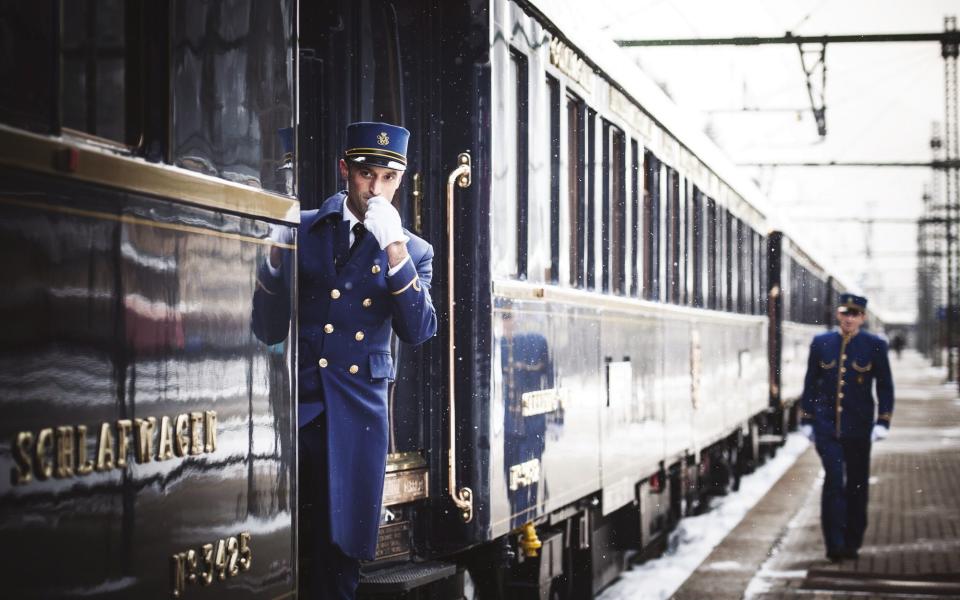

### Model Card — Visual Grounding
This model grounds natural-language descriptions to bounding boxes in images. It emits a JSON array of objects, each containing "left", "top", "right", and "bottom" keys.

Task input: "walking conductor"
[
  {"left": 253, "top": 122, "right": 437, "bottom": 598},
  {"left": 799, "top": 293, "right": 894, "bottom": 562}
]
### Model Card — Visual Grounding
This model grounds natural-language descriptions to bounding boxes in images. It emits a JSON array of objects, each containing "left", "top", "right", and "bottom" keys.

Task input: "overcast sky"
[{"left": 556, "top": 0, "right": 957, "bottom": 323}]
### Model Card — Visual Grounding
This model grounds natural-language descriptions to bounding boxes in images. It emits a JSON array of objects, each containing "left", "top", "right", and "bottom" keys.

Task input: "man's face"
[
  {"left": 339, "top": 159, "right": 403, "bottom": 218},
  {"left": 837, "top": 308, "right": 865, "bottom": 335}
]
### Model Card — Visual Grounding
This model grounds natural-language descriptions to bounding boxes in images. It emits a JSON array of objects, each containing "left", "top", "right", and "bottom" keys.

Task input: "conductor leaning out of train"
[
  {"left": 799, "top": 293, "right": 894, "bottom": 564},
  {"left": 252, "top": 122, "right": 438, "bottom": 599}
]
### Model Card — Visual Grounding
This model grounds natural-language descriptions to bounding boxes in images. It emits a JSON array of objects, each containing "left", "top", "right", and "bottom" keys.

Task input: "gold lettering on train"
[
  {"left": 204, "top": 411, "right": 217, "bottom": 453},
  {"left": 157, "top": 416, "right": 174, "bottom": 461},
  {"left": 135, "top": 417, "right": 156, "bottom": 463},
  {"left": 76, "top": 424, "right": 95, "bottom": 475},
  {"left": 509, "top": 458, "right": 541, "bottom": 491},
  {"left": 174, "top": 413, "right": 190, "bottom": 457},
  {"left": 55, "top": 426, "right": 75, "bottom": 478},
  {"left": 10, "top": 411, "right": 218, "bottom": 486},
  {"left": 34, "top": 428, "right": 54, "bottom": 480},
  {"left": 12, "top": 431, "right": 33, "bottom": 485},
  {"left": 171, "top": 532, "right": 252, "bottom": 597},
  {"left": 521, "top": 388, "right": 568, "bottom": 416},
  {"left": 115, "top": 419, "right": 132, "bottom": 468},
  {"left": 190, "top": 411, "right": 203, "bottom": 455},
  {"left": 549, "top": 37, "right": 594, "bottom": 92},
  {"left": 96, "top": 422, "right": 115, "bottom": 471}
]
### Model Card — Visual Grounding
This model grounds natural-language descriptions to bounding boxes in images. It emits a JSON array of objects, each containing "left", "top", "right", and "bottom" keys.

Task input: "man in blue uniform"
[
  {"left": 253, "top": 122, "right": 437, "bottom": 598},
  {"left": 799, "top": 293, "right": 893, "bottom": 562}
]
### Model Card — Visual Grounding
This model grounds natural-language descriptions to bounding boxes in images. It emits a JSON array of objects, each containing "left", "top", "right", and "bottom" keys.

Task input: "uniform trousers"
[
  {"left": 814, "top": 432, "right": 872, "bottom": 553},
  {"left": 299, "top": 414, "right": 361, "bottom": 600}
]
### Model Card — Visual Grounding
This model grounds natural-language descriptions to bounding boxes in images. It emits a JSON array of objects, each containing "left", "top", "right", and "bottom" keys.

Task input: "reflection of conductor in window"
[{"left": 501, "top": 313, "right": 553, "bottom": 519}]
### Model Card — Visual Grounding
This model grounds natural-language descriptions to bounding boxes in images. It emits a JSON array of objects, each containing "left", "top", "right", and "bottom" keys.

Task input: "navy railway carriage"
[
  {"left": 0, "top": 2, "right": 298, "bottom": 599},
  {"left": 300, "top": 0, "right": 875, "bottom": 598},
  {"left": 1, "top": 1, "right": 879, "bottom": 599}
]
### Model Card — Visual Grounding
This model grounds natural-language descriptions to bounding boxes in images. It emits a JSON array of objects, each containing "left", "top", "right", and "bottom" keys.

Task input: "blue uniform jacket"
[
  {"left": 800, "top": 330, "right": 894, "bottom": 439},
  {"left": 252, "top": 192, "right": 437, "bottom": 560}
]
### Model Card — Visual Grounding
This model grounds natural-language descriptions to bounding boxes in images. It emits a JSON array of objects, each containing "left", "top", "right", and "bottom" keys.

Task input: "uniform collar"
[{"left": 311, "top": 192, "right": 348, "bottom": 228}]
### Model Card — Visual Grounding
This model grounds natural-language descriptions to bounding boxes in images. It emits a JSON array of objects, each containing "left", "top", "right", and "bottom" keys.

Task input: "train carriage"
[
  {"left": 0, "top": 1, "right": 867, "bottom": 599},
  {"left": 0, "top": 2, "right": 298, "bottom": 598},
  {"left": 299, "top": 0, "right": 831, "bottom": 597}
]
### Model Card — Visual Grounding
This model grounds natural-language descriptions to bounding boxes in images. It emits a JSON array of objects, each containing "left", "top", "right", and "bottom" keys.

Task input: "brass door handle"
[
  {"left": 446, "top": 152, "right": 473, "bottom": 523},
  {"left": 412, "top": 172, "right": 423, "bottom": 233}
]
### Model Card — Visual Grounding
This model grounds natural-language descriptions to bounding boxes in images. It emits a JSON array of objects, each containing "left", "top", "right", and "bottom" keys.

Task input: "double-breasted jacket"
[
  {"left": 800, "top": 330, "right": 894, "bottom": 439},
  {"left": 253, "top": 192, "right": 437, "bottom": 559}
]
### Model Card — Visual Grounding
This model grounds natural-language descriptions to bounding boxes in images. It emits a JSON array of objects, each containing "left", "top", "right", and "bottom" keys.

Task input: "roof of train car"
[{"left": 520, "top": 0, "right": 873, "bottom": 309}]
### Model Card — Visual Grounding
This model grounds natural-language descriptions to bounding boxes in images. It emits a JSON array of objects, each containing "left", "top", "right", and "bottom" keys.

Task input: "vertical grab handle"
[{"left": 446, "top": 152, "right": 473, "bottom": 523}]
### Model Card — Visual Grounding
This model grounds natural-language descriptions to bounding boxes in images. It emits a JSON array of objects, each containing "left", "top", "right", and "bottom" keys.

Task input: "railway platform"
[{"left": 673, "top": 350, "right": 960, "bottom": 599}]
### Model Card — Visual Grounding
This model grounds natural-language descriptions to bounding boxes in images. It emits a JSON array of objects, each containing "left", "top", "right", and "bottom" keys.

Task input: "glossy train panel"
[{"left": 0, "top": 170, "right": 296, "bottom": 599}]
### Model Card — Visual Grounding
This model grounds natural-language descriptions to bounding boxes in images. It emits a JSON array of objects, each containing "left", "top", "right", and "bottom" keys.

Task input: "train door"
[{"left": 297, "top": 0, "right": 487, "bottom": 561}]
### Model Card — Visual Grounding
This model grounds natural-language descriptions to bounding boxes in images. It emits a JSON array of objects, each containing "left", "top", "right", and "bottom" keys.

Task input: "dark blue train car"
[{"left": 0, "top": 2, "right": 297, "bottom": 598}]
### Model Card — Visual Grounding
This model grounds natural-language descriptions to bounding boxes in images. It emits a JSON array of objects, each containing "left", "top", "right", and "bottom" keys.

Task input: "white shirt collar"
[{"left": 343, "top": 199, "right": 362, "bottom": 230}]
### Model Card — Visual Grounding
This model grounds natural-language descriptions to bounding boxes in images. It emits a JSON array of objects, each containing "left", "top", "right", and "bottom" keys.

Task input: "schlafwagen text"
[{"left": 10, "top": 410, "right": 218, "bottom": 485}]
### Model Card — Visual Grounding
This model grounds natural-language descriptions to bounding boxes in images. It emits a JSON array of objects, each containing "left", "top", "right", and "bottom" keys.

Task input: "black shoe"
[
  {"left": 826, "top": 549, "right": 846, "bottom": 562},
  {"left": 840, "top": 547, "right": 859, "bottom": 560}
]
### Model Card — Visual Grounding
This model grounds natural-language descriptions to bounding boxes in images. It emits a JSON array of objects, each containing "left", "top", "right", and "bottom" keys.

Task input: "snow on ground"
[{"left": 597, "top": 433, "right": 810, "bottom": 600}]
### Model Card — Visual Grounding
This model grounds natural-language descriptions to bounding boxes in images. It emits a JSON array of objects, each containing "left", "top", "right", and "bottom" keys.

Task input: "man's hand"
[
  {"left": 800, "top": 424, "right": 815, "bottom": 442},
  {"left": 364, "top": 196, "right": 409, "bottom": 250},
  {"left": 268, "top": 224, "right": 294, "bottom": 271},
  {"left": 871, "top": 424, "right": 889, "bottom": 442}
]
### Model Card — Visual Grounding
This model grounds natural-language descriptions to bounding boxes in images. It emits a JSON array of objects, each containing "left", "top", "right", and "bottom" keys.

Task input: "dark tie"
[{"left": 350, "top": 222, "right": 366, "bottom": 255}]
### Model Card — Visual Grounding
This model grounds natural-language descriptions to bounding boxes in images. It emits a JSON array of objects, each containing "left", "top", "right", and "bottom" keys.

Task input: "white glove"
[
  {"left": 871, "top": 424, "right": 889, "bottom": 442},
  {"left": 364, "top": 196, "right": 409, "bottom": 250},
  {"left": 800, "top": 424, "right": 815, "bottom": 442},
  {"left": 266, "top": 224, "right": 295, "bottom": 275}
]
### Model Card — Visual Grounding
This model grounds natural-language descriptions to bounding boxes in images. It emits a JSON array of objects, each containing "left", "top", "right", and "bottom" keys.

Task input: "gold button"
[
  {"left": 324, "top": 323, "right": 334, "bottom": 334},
  {"left": 318, "top": 358, "right": 328, "bottom": 368},
  {"left": 330, "top": 289, "right": 341, "bottom": 299},
  {"left": 362, "top": 298, "right": 373, "bottom": 308},
  {"left": 841, "top": 354, "right": 847, "bottom": 360},
  {"left": 349, "top": 364, "right": 359, "bottom": 374},
  {"left": 371, "top": 265, "right": 381, "bottom": 274},
  {"left": 355, "top": 331, "right": 365, "bottom": 341},
  {"left": 840, "top": 367, "right": 847, "bottom": 374},
  {"left": 838, "top": 406, "right": 843, "bottom": 412},
  {"left": 838, "top": 393, "right": 844, "bottom": 399},
  {"left": 840, "top": 381, "right": 845, "bottom": 386}
]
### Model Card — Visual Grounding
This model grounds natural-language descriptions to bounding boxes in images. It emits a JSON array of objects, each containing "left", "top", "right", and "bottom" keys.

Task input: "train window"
[
  {"left": 691, "top": 187, "right": 704, "bottom": 307},
  {"left": 0, "top": 3, "right": 55, "bottom": 133},
  {"left": 706, "top": 197, "right": 718, "bottom": 309},
  {"left": 758, "top": 234, "right": 767, "bottom": 316},
  {"left": 586, "top": 108, "right": 598, "bottom": 291},
  {"left": 601, "top": 121, "right": 611, "bottom": 293},
  {"left": 749, "top": 231, "right": 756, "bottom": 315},
  {"left": 611, "top": 126, "right": 626, "bottom": 295},
  {"left": 736, "top": 218, "right": 746, "bottom": 314},
  {"left": 548, "top": 75, "right": 561, "bottom": 285},
  {"left": 601, "top": 122, "right": 626, "bottom": 295},
  {"left": 723, "top": 210, "right": 737, "bottom": 312},
  {"left": 666, "top": 167, "right": 681, "bottom": 304},
  {"left": 566, "top": 94, "right": 586, "bottom": 288},
  {"left": 171, "top": 0, "right": 296, "bottom": 193},
  {"left": 643, "top": 150, "right": 660, "bottom": 301},
  {"left": 514, "top": 49, "right": 530, "bottom": 280},
  {"left": 491, "top": 48, "right": 524, "bottom": 278},
  {"left": 630, "top": 139, "right": 641, "bottom": 297},
  {"left": 59, "top": 0, "right": 141, "bottom": 146}
]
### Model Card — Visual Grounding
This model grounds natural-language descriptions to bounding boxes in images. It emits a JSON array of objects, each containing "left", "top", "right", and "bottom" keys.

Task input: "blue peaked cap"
[
  {"left": 344, "top": 122, "right": 409, "bottom": 171},
  {"left": 838, "top": 293, "right": 867, "bottom": 313}
]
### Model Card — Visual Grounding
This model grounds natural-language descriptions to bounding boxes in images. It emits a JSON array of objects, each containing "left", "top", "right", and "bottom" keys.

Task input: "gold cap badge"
[{"left": 377, "top": 132, "right": 390, "bottom": 146}]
